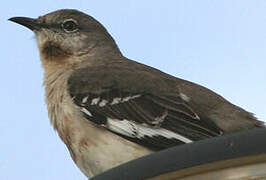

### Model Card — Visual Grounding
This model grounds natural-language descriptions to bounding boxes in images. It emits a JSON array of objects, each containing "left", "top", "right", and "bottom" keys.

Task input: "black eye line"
[
  {"left": 40, "top": 23, "right": 61, "bottom": 29},
  {"left": 40, "top": 22, "right": 80, "bottom": 31}
]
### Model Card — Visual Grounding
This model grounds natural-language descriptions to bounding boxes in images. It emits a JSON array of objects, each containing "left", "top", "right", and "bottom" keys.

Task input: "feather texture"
[{"left": 70, "top": 87, "right": 222, "bottom": 150}]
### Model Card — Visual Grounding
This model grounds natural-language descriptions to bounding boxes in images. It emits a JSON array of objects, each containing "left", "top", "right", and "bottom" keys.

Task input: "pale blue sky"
[{"left": 1, "top": 1, "right": 266, "bottom": 179}]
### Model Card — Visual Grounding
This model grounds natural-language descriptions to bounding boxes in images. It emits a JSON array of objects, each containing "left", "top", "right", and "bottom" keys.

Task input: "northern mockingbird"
[{"left": 9, "top": 9, "right": 265, "bottom": 178}]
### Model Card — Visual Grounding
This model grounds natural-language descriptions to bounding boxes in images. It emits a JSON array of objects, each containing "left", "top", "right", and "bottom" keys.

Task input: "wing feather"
[
  {"left": 68, "top": 65, "right": 223, "bottom": 150},
  {"left": 71, "top": 89, "right": 222, "bottom": 150}
]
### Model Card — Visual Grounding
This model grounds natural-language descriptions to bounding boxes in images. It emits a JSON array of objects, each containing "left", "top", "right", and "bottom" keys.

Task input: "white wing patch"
[
  {"left": 81, "top": 108, "right": 93, "bottom": 117},
  {"left": 110, "top": 97, "right": 122, "bottom": 105},
  {"left": 106, "top": 118, "right": 193, "bottom": 143},
  {"left": 82, "top": 96, "right": 89, "bottom": 103},
  {"left": 106, "top": 118, "right": 138, "bottom": 138},
  {"left": 99, "top": 99, "right": 108, "bottom": 107},
  {"left": 91, "top": 97, "right": 100, "bottom": 105},
  {"left": 180, "top": 93, "right": 190, "bottom": 102},
  {"left": 89, "top": 95, "right": 141, "bottom": 107},
  {"left": 110, "top": 95, "right": 141, "bottom": 105}
]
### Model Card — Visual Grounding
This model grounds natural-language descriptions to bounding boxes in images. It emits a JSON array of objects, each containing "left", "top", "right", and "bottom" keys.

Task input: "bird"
[{"left": 9, "top": 9, "right": 265, "bottom": 178}]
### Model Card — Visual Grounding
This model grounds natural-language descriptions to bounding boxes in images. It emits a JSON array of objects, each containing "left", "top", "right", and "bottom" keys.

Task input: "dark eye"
[{"left": 62, "top": 19, "right": 78, "bottom": 32}]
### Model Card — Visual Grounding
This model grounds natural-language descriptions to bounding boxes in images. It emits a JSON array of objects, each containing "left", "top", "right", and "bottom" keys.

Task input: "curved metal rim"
[{"left": 91, "top": 129, "right": 266, "bottom": 180}]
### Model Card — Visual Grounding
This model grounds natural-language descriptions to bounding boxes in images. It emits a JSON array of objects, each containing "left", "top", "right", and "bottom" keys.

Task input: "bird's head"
[{"left": 9, "top": 9, "right": 121, "bottom": 67}]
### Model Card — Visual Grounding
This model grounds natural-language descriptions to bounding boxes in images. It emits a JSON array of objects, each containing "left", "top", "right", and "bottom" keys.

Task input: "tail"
[{"left": 209, "top": 103, "right": 265, "bottom": 133}]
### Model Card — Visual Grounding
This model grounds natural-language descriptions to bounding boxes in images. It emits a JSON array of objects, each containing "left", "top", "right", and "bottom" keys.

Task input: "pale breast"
[
  {"left": 59, "top": 95, "right": 152, "bottom": 177},
  {"left": 44, "top": 68, "right": 152, "bottom": 178}
]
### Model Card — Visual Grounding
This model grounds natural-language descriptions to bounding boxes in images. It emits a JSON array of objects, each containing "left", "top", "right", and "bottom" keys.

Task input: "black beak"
[{"left": 9, "top": 17, "right": 41, "bottom": 31}]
